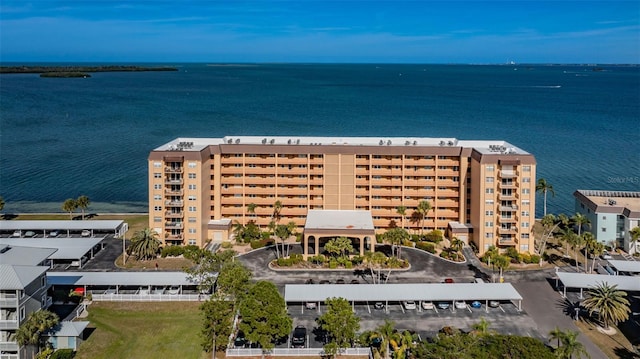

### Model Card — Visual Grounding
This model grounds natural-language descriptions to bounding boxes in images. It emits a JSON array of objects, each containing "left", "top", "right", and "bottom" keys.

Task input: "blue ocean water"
[{"left": 1, "top": 64, "right": 638, "bottom": 216}]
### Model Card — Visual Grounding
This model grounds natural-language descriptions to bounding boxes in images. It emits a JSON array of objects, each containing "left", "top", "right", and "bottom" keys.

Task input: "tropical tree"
[
  {"left": 215, "top": 261, "right": 252, "bottom": 303},
  {"left": 416, "top": 200, "right": 432, "bottom": 235},
  {"left": 364, "top": 251, "right": 390, "bottom": 284},
  {"left": 471, "top": 317, "right": 493, "bottom": 336},
  {"left": 127, "top": 228, "right": 161, "bottom": 260},
  {"left": 383, "top": 227, "right": 410, "bottom": 258},
  {"left": 389, "top": 329, "right": 416, "bottom": 359},
  {"left": 16, "top": 309, "right": 60, "bottom": 357},
  {"left": 274, "top": 223, "right": 294, "bottom": 257},
  {"left": 61, "top": 198, "right": 77, "bottom": 219},
  {"left": 271, "top": 200, "right": 284, "bottom": 257},
  {"left": 369, "top": 319, "right": 396, "bottom": 359},
  {"left": 581, "top": 232, "right": 596, "bottom": 273},
  {"left": 76, "top": 195, "right": 90, "bottom": 220},
  {"left": 239, "top": 281, "right": 292, "bottom": 355},
  {"left": 396, "top": 205, "right": 407, "bottom": 230},
  {"left": 582, "top": 282, "right": 630, "bottom": 331},
  {"left": 232, "top": 221, "right": 245, "bottom": 243},
  {"left": 185, "top": 249, "right": 236, "bottom": 295},
  {"left": 588, "top": 240, "right": 605, "bottom": 273},
  {"left": 247, "top": 202, "right": 257, "bottom": 225},
  {"left": 317, "top": 297, "right": 361, "bottom": 358},
  {"left": 560, "top": 227, "right": 577, "bottom": 258},
  {"left": 548, "top": 326, "right": 565, "bottom": 349},
  {"left": 571, "top": 233, "right": 585, "bottom": 272},
  {"left": 200, "top": 293, "right": 234, "bottom": 355},
  {"left": 450, "top": 237, "right": 464, "bottom": 252},
  {"left": 555, "top": 330, "right": 590, "bottom": 359},
  {"left": 493, "top": 254, "right": 510, "bottom": 282},
  {"left": 325, "top": 237, "right": 354, "bottom": 258},
  {"left": 571, "top": 213, "right": 591, "bottom": 238},
  {"left": 535, "top": 178, "right": 555, "bottom": 217},
  {"left": 629, "top": 226, "right": 640, "bottom": 254}
]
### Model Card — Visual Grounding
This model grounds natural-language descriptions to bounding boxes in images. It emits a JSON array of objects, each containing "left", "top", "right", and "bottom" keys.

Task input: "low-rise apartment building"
[
  {"left": 148, "top": 136, "right": 537, "bottom": 255},
  {"left": 574, "top": 190, "right": 640, "bottom": 253}
]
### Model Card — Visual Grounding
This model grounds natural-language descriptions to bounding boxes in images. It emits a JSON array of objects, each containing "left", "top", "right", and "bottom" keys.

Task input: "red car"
[{"left": 443, "top": 278, "right": 454, "bottom": 284}]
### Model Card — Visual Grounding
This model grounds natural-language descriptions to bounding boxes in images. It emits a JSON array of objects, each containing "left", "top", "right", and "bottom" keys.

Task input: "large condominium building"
[
  {"left": 574, "top": 190, "right": 640, "bottom": 253},
  {"left": 148, "top": 136, "right": 537, "bottom": 255}
]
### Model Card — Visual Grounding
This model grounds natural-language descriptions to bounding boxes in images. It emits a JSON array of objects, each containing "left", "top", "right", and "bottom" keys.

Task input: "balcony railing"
[
  {"left": 0, "top": 341, "right": 19, "bottom": 352},
  {"left": 164, "top": 189, "right": 183, "bottom": 196},
  {"left": 499, "top": 204, "right": 518, "bottom": 212},
  {"left": 165, "top": 211, "right": 184, "bottom": 218},
  {"left": 165, "top": 222, "right": 183, "bottom": 229},
  {"left": 499, "top": 170, "right": 518, "bottom": 178},
  {"left": 0, "top": 319, "right": 19, "bottom": 330},
  {"left": 498, "top": 238, "right": 518, "bottom": 245},
  {"left": 165, "top": 200, "right": 184, "bottom": 207},
  {"left": 0, "top": 296, "right": 18, "bottom": 307},
  {"left": 498, "top": 227, "right": 518, "bottom": 234},
  {"left": 165, "top": 179, "right": 183, "bottom": 185},
  {"left": 164, "top": 167, "right": 183, "bottom": 173}
]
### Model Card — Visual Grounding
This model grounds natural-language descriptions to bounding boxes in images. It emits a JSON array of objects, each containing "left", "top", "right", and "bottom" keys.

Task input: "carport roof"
[
  {"left": 46, "top": 271, "right": 209, "bottom": 286},
  {"left": 0, "top": 220, "right": 125, "bottom": 231},
  {"left": 284, "top": 283, "right": 523, "bottom": 302},
  {"left": 0, "top": 244, "right": 57, "bottom": 265},
  {"left": 0, "top": 238, "right": 103, "bottom": 260},
  {"left": 556, "top": 272, "right": 640, "bottom": 292},
  {"left": 606, "top": 260, "right": 640, "bottom": 273}
]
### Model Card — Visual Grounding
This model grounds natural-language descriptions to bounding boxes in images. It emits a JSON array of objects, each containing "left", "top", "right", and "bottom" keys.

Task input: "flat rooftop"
[
  {"left": 0, "top": 238, "right": 103, "bottom": 260},
  {"left": 154, "top": 136, "right": 530, "bottom": 155},
  {"left": 0, "top": 220, "right": 125, "bottom": 231},
  {"left": 304, "top": 210, "right": 374, "bottom": 231},
  {"left": 574, "top": 190, "right": 640, "bottom": 216},
  {"left": 47, "top": 271, "right": 202, "bottom": 286},
  {"left": 0, "top": 244, "right": 57, "bottom": 265}
]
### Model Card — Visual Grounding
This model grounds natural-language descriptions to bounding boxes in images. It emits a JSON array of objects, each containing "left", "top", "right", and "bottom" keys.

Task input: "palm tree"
[
  {"left": 416, "top": 200, "right": 432, "bottom": 235},
  {"left": 16, "top": 309, "right": 59, "bottom": 358},
  {"left": 571, "top": 213, "right": 591, "bottom": 237},
  {"left": 582, "top": 282, "right": 630, "bottom": 331},
  {"left": 247, "top": 202, "right": 257, "bottom": 226},
  {"left": 76, "top": 195, "right": 90, "bottom": 220},
  {"left": 629, "top": 226, "right": 640, "bottom": 255},
  {"left": 61, "top": 198, "right": 78, "bottom": 219},
  {"left": 395, "top": 206, "right": 406, "bottom": 230},
  {"left": 548, "top": 326, "right": 565, "bottom": 348},
  {"left": 128, "top": 228, "right": 162, "bottom": 260},
  {"left": 589, "top": 241, "right": 605, "bottom": 273},
  {"left": 493, "top": 254, "right": 510, "bottom": 282},
  {"left": 557, "top": 330, "right": 590, "bottom": 359},
  {"left": 571, "top": 234, "right": 585, "bottom": 272},
  {"left": 232, "top": 221, "right": 245, "bottom": 243},
  {"left": 535, "top": 178, "right": 555, "bottom": 217},
  {"left": 271, "top": 200, "right": 284, "bottom": 257},
  {"left": 561, "top": 227, "right": 577, "bottom": 258},
  {"left": 372, "top": 320, "right": 396, "bottom": 359},
  {"left": 582, "top": 232, "right": 596, "bottom": 273},
  {"left": 472, "top": 317, "right": 493, "bottom": 336}
]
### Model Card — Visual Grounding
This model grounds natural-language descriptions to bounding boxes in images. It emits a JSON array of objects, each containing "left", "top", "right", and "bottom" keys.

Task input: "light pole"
[{"left": 121, "top": 223, "right": 129, "bottom": 265}]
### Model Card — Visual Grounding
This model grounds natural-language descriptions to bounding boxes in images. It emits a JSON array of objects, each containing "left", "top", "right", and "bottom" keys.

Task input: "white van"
[{"left": 474, "top": 278, "right": 485, "bottom": 284}]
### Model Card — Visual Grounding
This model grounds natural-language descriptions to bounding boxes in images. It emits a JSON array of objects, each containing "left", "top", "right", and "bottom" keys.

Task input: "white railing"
[
  {"left": 226, "top": 347, "right": 371, "bottom": 357},
  {"left": 0, "top": 341, "right": 19, "bottom": 352},
  {"left": 0, "top": 352, "right": 19, "bottom": 359},
  {"left": 92, "top": 293, "right": 210, "bottom": 302}
]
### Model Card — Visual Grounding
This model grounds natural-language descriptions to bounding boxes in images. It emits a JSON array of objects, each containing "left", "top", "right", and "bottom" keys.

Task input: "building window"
[
  {"left": 188, "top": 196, "right": 196, "bottom": 201},
  {"left": 153, "top": 162, "right": 161, "bottom": 168},
  {"left": 486, "top": 177, "right": 494, "bottom": 183},
  {"left": 188, "top": 173, "right": 196, "bottom": 179},
  {"left": 41, "top": 275, "right": 46, "bottom": 287},
  {"left": 188, "top": 162, "right": 197, "bottom": 168},
  {"left": 485, "top": 233, "right": 493, "bottom": 239},
  {"left": 522, "top": 188, "right": 530, "bottom": 194},
  {"left": 485, "top": 188, "right": 494, "bottom": 194},
  {"left": 602, "top": 216, "right": 606, "bottom": 220},
  {"left": 522, "top": 166, "right": 531, "bottom": 172},
  {"left": 486, "top": 165, "right": 494, "bottom": 171},
  {"left": 485, "top": 210, "right": 493, "bottom": 216},
  {"left": 154, "top": 217, "right": 161, "bottom": 222},
  {"left": 522, "top": 177, "right": 531, "bottom": 183},
  {"left": 522, "top": 200, "right": 530, "bottom": 206},
  {"left": 154, "top": 184, "right": 161, "bottom": 190},
  {"left": 188, "top": 217, "right": 196, "bottom": 223},
  {"left": 188, "top": 228, "right": 196, "bottom": 234},
  {"left": 154, "top": 195, "right": 161, "bottom": 200},
  {"left": 485, "top": 221, "right": 493, "bottom": 227},
  {"left": 522, "top": 222, "right": 530, "bottom": 228},
  {"left": 485, "top": 200, "right": 494, "bottom": 205},
  {"left": 154, "top": 206, "right": 162, "bottom": 211},
  {"left": 20, "top": 306, "right": 26, "bottom": 320},
  {"left": 154, "top": 173, "right": 162, "bottom": 178},
  {"left": 602, "top": 227, "right": 606, "bottom": 232},
  {"left": 188, "top": 184, "right": 196, "bottom": 190},
  {"left": 521, "top": 234, "right": 530, "bottom": 239},
  {"left": 188, "top": 239, "right": 197, "bottom": 245},
  {"left": 520, "top": 244, "right": 529, "bottom": 251},
  {"left": 521, "top": 211, "right": 529, "bottom": 217},
  {"left": 188, "top": 206, "right": 196, "bottom": 212}
]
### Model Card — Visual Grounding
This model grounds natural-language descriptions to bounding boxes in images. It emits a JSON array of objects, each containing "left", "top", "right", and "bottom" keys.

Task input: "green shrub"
[
  {"left": 424, "top": 230, "right": 444, "bottom": 243},
  {"left": 261, "top": 232, "right": 271, "bottom": 240},
  {"left": 161, "top": 245, "right": 185, "bottom": 258},
  {"left": 329, "top": 260, "right": 338, "bottom": 269},
  {"left": 51, "top": 349, "right": 74, "bottom": 359},
  {"left": 221, "top": 242, "right": 233, "bottom": 249},
  {"left": 308, "top": 254, "right": 327, "bottom": 264},
  {"left": 344, "top": 261, "right": 353, "bottom": 269},
  {"left": 250, "top": 238, "right": 274, "bottom": 249},
  {"left": 440, "top": 251, "right": 450, "bottom": 259},
  {"left": 416, "top": 241, "right": 436, "bottom": 253},
  {"left": 290, "top": 253, "right": 304, "bottom": 264},
  {"left": 351, "top": 255, "right": 364, "bottom": 265},
  {"left": 529, "top": 254, "right": 541, "bottom": 264},
  {"left": 410, "top": 234, "right": 421, "bottom": 242}
]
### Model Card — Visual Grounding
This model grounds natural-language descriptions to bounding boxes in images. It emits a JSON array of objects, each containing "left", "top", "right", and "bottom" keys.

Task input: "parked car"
[
  {"left": 601, "top": 251, "right": 613, "bottom": 260},
  {"left": 49, "top": 230, "right": 60, "bottom": 237},
  {"left": 81, "top": 229, "right": 91, "bottom": 237},
  {"left": 11, "top": 230, "right": 21, "bottom": 237},
  {"left": 350, "top": 279, "right": 360, "bottom": 284},
  {"left": 443, "top": 278, "right": 454, "bottom": 283},
  {"left": 24, "top": 231, "right": 36, "bottom": 237},
  {"left": 403, "top": 301, "right": 417, "bottom": 310},
  {"left": 374, "top": 302, "right": 385, "bottom": 310},
  {"left": 454, "top": 301, "right": 467, "bottom": 309},
  {"left": 291, "top": 326, "right": 307, "bottom": 348},
  {"left": 234, "top": 331, "right": 247, "bottom": 348},
  {"left": 489, "top": 300, "right": 500, "bottom": 308},
  {"left": 305, "top": 302, "right": 317, "bottom": 310},
  {"left": 471, "top": 301, "right": 482, "bottom": 308},
  {"left": 305, "top": 278, "right": 315, "bottom": 284},
  {"left": 152, "top": 286, "right": 165, "bottom": 295},
  {"left": 437, "top": 302, "right": 450, "bottom": 310},
  {"left": 319, "top": 280, "right": 331, "bottom": 284},
  {"left": 168, "top": 286, "right": 180, "bottom": 295},
  {"left": 421, "top": 301, "right": 434, "bottom": 310},
  {"left": 336, "top": 278, "right": 345, "bottom": 284}
]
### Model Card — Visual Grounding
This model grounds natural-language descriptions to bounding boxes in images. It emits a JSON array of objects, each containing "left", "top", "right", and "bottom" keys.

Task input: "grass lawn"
[
  {"left": 75, "top": 302, "right": 208, "bottom": 359},
  {"left": 575, "top": 319, "right": 638, "bottom": 359},
  {"left": 115, "top": 254, "right": 195, "bottom": 270}
]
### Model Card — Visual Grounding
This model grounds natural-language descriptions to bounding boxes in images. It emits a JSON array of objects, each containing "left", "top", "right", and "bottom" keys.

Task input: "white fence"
[
  {"left": 92, "top": 293, "right": 210, "bottom": 302},
  {"left": 225, "top": 347, "right": 371, "bottom": 357}
]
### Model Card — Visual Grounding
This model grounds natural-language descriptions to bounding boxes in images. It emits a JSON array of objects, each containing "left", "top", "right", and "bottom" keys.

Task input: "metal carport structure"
[
  {"left": 0, "top": 237, "right": 104, "bottom": 269},
  {"left": 0, "top": 220, "right": 127, "bottom": 238},
  {"left": 606, "top": 260, "right": 640, "bottom": 274},
  {"left": 555, "top": 271, "right": 640, "bottom": 298},
  {"left": 284, "top": 283, "right": 523, "bottom": 312}
]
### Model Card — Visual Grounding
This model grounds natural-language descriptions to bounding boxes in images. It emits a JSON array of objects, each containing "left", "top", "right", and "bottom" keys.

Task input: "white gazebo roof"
[{"left": 304, "top": 210, "right": 374, "bottom": 231}]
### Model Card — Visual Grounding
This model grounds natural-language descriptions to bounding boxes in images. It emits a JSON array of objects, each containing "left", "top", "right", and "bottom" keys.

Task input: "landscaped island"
[{"left": 0, "top": 65, "right": 178, "bottom": 75}]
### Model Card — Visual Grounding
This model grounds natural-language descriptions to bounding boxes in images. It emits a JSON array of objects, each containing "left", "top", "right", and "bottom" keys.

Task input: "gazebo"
[{"left": 302, "top": 210, "right": 376, "bottom": 259}]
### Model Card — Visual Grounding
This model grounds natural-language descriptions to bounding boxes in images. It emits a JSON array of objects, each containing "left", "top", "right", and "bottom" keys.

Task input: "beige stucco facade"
[{"left": 148, "top": 137, "right": 536, "bottom": 254}]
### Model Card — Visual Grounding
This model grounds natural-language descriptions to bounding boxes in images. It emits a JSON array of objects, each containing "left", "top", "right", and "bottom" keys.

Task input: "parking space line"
[
  {"left": 466, "top": 305, "right": 472, "bottom": 313},
  {"left": 499, "top": 305, "right": 505, "bottom": 313}
]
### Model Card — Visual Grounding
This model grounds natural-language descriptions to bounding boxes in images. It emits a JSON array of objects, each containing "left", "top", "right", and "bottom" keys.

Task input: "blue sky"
[{"left": 1, "top": 1, "right": 639, "bottom": 63}]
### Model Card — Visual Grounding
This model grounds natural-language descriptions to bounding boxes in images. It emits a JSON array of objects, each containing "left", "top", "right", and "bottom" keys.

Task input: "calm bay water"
[{"left": 1, "top": 63, "right": 638, "bottom": 216}]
